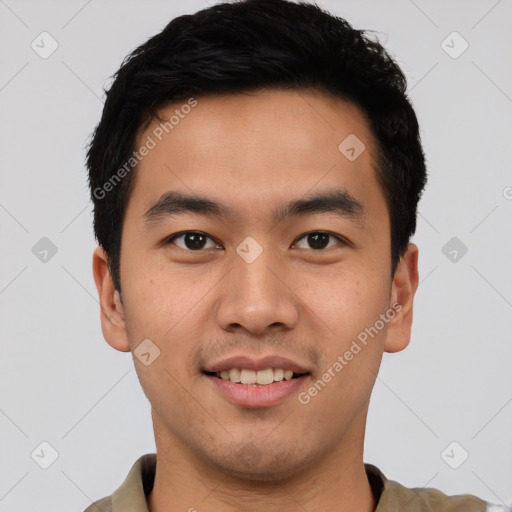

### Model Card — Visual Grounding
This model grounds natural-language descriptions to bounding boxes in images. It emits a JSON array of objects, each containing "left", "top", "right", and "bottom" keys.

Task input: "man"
[{"left": 85, "top": 0, "right": 507, "bottom": 511}]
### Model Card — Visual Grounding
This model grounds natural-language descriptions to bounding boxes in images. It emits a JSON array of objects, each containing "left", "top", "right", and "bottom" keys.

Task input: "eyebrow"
[{"left": 142, "top": 188, "right": 366, "bottom": 228}]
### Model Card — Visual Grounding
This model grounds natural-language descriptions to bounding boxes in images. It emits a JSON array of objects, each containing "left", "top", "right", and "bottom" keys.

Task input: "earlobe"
[
  {"left": 384, "top": 243, "right": 419, "bottom": 354},
  {"left": 92, "top": 246, "right": 131, "bottom": 352}
]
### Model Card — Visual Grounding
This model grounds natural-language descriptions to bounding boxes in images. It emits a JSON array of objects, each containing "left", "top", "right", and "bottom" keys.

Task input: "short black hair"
[{"left": 86, "top": 0, "right": 427, "bottom": 295}]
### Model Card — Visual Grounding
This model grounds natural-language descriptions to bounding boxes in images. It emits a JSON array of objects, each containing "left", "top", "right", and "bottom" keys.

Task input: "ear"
[
  {"left": 384, "top": 242, "right": 419, "bottom": 353},
  {"left": 92, "top": 245, "right": 131, "bottom": 352}
]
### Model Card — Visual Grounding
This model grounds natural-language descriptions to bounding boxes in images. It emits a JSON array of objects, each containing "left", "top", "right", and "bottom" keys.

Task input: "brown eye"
[
  {"left": 167, "top": 232, "right": 219, "bottom": 251},
  {"left": 293, "top": 232, "right": 344, "bottom": 250}
]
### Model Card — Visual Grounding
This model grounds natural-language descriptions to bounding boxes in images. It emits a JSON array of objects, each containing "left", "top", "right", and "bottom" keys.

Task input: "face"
[{"left": 93, "top": 88, "right": 418, "bottom": 481}]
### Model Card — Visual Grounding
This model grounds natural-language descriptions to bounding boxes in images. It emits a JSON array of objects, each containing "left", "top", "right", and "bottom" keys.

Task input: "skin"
[{"left": 92, "top": 89, "right": 419, "bottom": 512}]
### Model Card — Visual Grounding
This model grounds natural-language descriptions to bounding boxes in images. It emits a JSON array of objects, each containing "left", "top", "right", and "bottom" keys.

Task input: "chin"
[
  {"left": 203, "top": 441, "right": 313, "bottom": 483},
  {"left": 216, "top": 460, "right": 303, "bottom": 483}
]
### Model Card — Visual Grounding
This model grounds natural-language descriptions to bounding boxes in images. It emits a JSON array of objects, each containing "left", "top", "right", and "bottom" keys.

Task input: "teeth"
[
  {"left": 240, "top": 368, "right": 257, "bottom": 384},
  {"left": 215, "top": 368, "right": 303, "bottom": 385},
  {"left": 256, "top": 368, "right": 274, "bottom": 385},
  {"left": 228, "top": 368, "right": 241, "bottom": 382}
]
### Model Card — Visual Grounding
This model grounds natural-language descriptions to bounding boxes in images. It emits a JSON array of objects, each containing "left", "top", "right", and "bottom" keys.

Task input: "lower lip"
[{"left": 203, "top": 374, "right": 309, "bottom": 408}]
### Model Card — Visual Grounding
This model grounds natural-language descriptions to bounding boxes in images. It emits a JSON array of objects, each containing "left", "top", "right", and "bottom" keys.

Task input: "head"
[{"left": 89, "top": 0, "right": 425, "bottom": 481}]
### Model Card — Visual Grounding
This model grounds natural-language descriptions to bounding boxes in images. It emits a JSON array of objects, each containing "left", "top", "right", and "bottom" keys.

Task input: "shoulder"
[
  {"left": 81, "top": 453, "right": 156, "bottom": 512},
  {"left": 365, "top": 463, "right": 502, "bottom": 512},
  {"left": 83, "top": 496, "right": 112, "bottom": 512},
  {"left": 408, "top": 483, "right": 488, "bottom": 511}
]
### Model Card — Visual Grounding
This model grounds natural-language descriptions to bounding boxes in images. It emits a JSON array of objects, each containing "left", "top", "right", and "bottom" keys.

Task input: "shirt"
[{"left": 83, "top": 453, "right": 508, "bottom": 512}]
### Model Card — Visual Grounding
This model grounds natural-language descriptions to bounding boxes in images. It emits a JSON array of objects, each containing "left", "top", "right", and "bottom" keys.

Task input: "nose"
[{"left": 215, "top": 245, "right": 299, "bottom": 336}]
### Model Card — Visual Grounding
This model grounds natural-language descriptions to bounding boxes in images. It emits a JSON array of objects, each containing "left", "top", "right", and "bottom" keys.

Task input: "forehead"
[{"left": 126, "top": 89, "right": 385, "bottom": 226}]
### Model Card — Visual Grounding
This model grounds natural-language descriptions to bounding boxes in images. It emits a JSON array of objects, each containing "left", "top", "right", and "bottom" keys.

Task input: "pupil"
[
  {"left": 308, "top": 233, "right": 329, "bottom": 250},
  {"left": 185, "top": 233, "right": 206, "bottom": 250}
]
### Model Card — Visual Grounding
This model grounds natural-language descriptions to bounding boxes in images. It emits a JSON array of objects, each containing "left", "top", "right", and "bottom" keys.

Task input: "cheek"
[
  {"left": 303, "top": 264, "right": 390, "bottom": 340},
  {"left": 121, "top": 261, "right": 211, "bottom": 379},
  {"left": 301, "top": 283, "right": 388, "bottom": 418},
  {"left": 121, "top": 255, "right": 188, "bottom": 333}
]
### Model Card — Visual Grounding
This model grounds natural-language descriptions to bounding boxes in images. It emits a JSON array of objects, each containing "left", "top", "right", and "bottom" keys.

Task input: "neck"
[{"left": 147, "top": 408, "right": 376, "bottom": 512}]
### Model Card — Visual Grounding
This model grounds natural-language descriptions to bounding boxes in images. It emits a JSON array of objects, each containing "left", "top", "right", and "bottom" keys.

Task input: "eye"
[
  {"left": 165, "top": 230, "right": 347, "bottom": 252},
  {"left": 165, "top": 231, "right": 221, "bottom": 251},
  {"left": 292, "top": 231, "right": 346, "bottom": 251}
]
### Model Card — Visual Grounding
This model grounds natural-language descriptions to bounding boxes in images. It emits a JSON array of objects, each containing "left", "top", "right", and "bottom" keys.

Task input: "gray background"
[{"left": 1, "top": 0, "right": 511, "bottom": 510}]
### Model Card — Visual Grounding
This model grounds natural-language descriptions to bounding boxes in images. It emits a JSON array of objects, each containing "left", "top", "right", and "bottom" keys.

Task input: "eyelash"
[{"left": 164, "top": 231, "right": 348, "bottom": 252}]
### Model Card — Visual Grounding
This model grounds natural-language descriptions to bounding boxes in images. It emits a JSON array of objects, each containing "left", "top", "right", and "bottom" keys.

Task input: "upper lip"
[{"left": 202, "top": 354, "right": 311, "bottom": 374}]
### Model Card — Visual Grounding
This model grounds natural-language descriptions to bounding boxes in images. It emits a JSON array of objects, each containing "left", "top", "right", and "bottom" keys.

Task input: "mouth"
[
  {"left": 202, "top": 368, "right": 310, "bottom": 385},
  {"left": 201, "top": 368, "right": 311, "bottom": 408}
]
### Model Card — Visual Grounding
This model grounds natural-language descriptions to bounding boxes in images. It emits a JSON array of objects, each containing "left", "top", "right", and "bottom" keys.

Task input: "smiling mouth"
[{"left": 202, "top": 368, "right": 310, "bottom": 386}]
